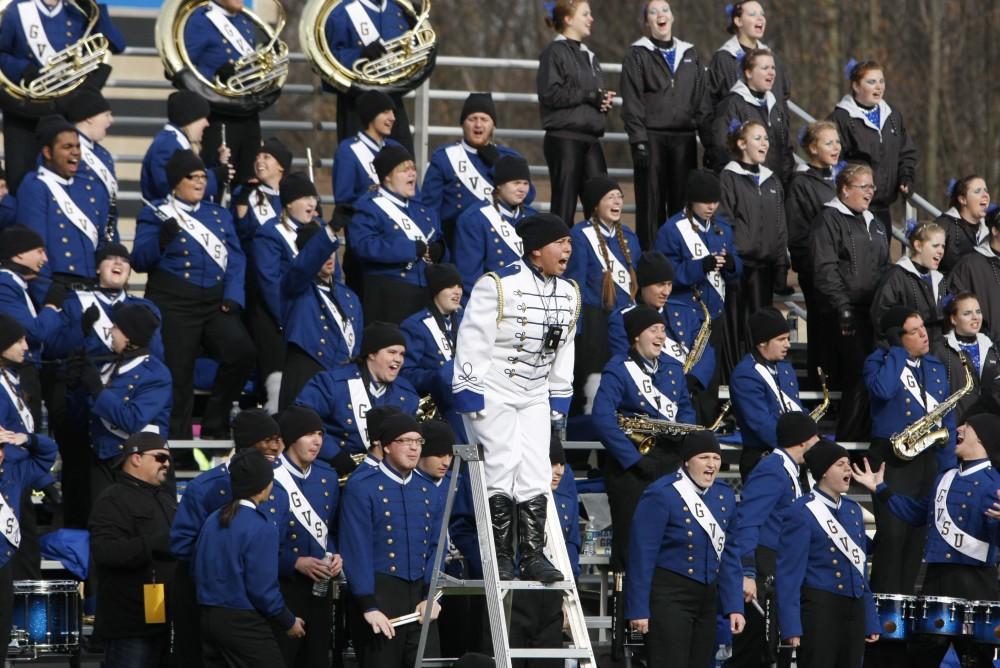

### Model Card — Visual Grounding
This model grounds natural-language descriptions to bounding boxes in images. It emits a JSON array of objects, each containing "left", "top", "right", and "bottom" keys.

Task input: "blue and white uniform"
[
  {"left": 400, "top": 305, "right": 465, "bottom": 440},
  {"left": 453, "top": 201, "right": 536, "bottom": 297},
  {"left": 140, "top": 126, "right": 221, "bottom": 202}
]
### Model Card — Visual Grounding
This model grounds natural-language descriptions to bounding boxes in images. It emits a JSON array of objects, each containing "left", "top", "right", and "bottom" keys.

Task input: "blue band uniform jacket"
[
  {"left": 275, "top": 455, "right": 340, "bottom": 577},
  {"left": 89, "top": 353, "right": 172, "bottom": 462},
  {"left": 730, "top": 352, "right": 802, "bottom": 452},
  {"left": 453, "top": 202, "right": 536, "bottom": 297}
]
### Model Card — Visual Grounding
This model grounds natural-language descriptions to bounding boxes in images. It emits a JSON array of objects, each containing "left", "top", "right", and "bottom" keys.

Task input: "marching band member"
[
  {"left": 140, "top": 91, "right": 229, "bottom": 202},
  {"left": 863, "top": 306, "right": 955, "bottom": 595},
  {"left": 729, "top": 307, "right": 801, "bottom": 479},
  {"left": 626, "top": 430, "right": 745, "bottom": 668},
  {"left": 278, "top": 222, "right": 360, "bottom": 411},
  {"left": 66, "top": 89, "right": 118, "bottom": 237},
  {"left": 422, "top": 93, "right": 534, "bottom": 248},
  {"left": 361, "top": 405, "right": 403, "bottom": 468},
  {"left": 706, "top": 1, "right": 790, "bottom": 107},
  {"left": 400, "top": 263, "right": 466, "bottom": 440},
  {"left": 854, "top": 413, "right": 1000, "bottom": 668},
  {"left": 537, "top": 0, "right": 612, "bottom": 226},
  {"left": 933, "top": 292, "right": 1000, "bottom": 423},
  {"left": 453, "top": 213, "right": 580, "bottom": 583},
  {"left": 776, "top": 440, "right": 879, "bottom": 667},
  {"left": 170, "top": 408, "right": 284, "bottom": 668},
  {"left": 17, "top": 115, "right": 113, "bottom": 298},
  {"left": 566, "top": 177, "right": 640, "bottom": 414},
  {"left": 133, "top": 149, "right": 255, "bottom": 439},
  {"left": 0, "top": 165, "right": 15, "bottom": 229},
  {"left": 184, "top": 0, "right": 261, "bottom": 183},
  {"left": 193, "top": 449, "right": 305, "bottom": 666},
  {"left": 592, "top": 304, "right": 696, "bottom": 573},
  {"left": 936, "top": 175, "right": 991, "bottom": 273},
  {"left": 273, "top": 406, "right": 342, "bottom": 667},
  {"left": 339, "top": 413, "right": 444, "bottom": 667},
  {"left": 0, "top": 0, "right": 125, "bottom": 191},
  {"left": 350, "top": 145, "right": 445, "bottom": 324},
  {"left": 829, "top": 59, "right": 917, "bottom": 236},
  {"left": 294, "top": 321, "right": 419, "bottom": 478},
  {"left": 871, "top": 221, "right": 946, "bottom": 345},
  {"left": 233, "top": 137, "right": 291, "bottom": 251},
  {"left": 621, "top": 0, "right": 711, "bottom": 249},
  {"left": 727, "top": 412, "right": 818, "bottom": 668},
  {"left": 453, "top": 155, "right": 536, "bottom": 297},
  {"left": 811, "top": 163, "right": 890, "bottom": 441},
  {"left": 948, "top": 210, "right": 1000, "bottom": 338}
]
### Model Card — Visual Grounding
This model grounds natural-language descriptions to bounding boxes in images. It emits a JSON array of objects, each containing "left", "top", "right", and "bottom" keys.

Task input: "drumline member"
[
  {"left": 706, "top": 1, "right": 790, "bottom": 108},
  {"left": 854, "top": 413, "right": 1000, "bottom": 668},
  {"left": 350, "top": 145, "right": 446, "bottom": 324},
  {"left": 932, "top": 292, "right": 1000, "bottom": 423},
  {"left": 134, "top": 149, "right": 255, "bottom": 440},
  {"left": 537, "top": 0, "right": 613, "bottom": 226},
  {"left": 947, "top": 210, "right": 1000, "bottom": 339},
  {"left": 776, "top": 440, "right": 880, "bottom": 667},
  {"left": 936, "top": 175, "right": 991, "bottom": 273},
  {"left": 66, "top": 89, "right": 118, "bottom": 238},
  {"left": 273, "top": 406, "right": 342, "bottom": 667},
  {"left": 453, "top": 213, "right": 580, "bottom": 583},
  {"left": 0, "top": 0, "right": 125, "bottom": 192},
  {"left": 453, "top": 156, "right": 536, "bottom": 297},
  {"left": 193, "top": 449, "right": 306, "bottom": 667},
  {"left": 729, "top": 307, "right": 802, "bottom": 479},
  {"left": 626, "top": 430, "right": 746, "bottom": 668},
  {"left": 339, "top": 413, "right": 444, "bottom": 668},
  {"left": 293, "top": 321, "right": 419, "bottom": 479},
  {"left": 871, "top": 221, "right": 946, "bottom": 345},
  {"left": 170, "top": 408, "right": 284, "bottom": 668},
  {"left": 828, "top": 59, "right": 917, "bottom": 236},
  {"left": 863, "top": 306, "right": 956, "bottom": 595},
  {"left": 726, "top": 412, "right": 819, "bottom": 668},
  {"left": 278, "top": 222, "right": 361, "bottom": 411},
  {"left": 621, "top": 0, "right": 711, "bottom": 249},
  {"left": 233, "top": 137, "right": 291, "bottom": 252}
]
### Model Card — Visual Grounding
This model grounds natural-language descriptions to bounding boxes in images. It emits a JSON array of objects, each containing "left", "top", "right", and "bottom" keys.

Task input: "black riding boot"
[
  {"left": 489, "top": 493, "right": 516, "bottom": 580},
  {"left": 517, "top": 494, "right": 564, "bottom": 583}
]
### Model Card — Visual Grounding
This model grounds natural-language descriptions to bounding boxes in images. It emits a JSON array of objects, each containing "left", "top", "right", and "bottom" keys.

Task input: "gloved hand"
[
  {"left": 79, "top": 358, "right": 104, "bottom": 399},
  {"left": 773, "top": 266, "right": 793, "bottom": 296},
  {"left": 427, "top": 240, "right": 446, "bottom": 263},
  {"left": 63, "top": 350, "right": 86, "bottom": 389},
  {"left": 478, "top": 144, "right": 501, "bottom": 167},
  {"left": 839, "top": 308, "right": 856, "bottom": 336},
  {"left": 415, "top": 240, "right": 428, "bottom": 261},
  {"left": 232, "top": 180, "right": 257, "bottom": 207},
  {"left": 330, "top": 448, "right": 359, "bottom": 478},
  {"left": 361, "top": 41, "right": 387, "bottom": 61},
  {"left": 21, "top": 63, "right": 40, "bottom": 85},
  {"left": 632, "top": 456, "right": 660, "bottom": 481},
  {"left": 584, "top": 89, "right": 604, "bottom": 110},
  {"left": 213, "top": 164, "right": 232, "bottom": 187},
  {"left": 701, "top": 255, "right": 718, "bottom": 274},
  {"left": 158, "top": 217, "right": 181, "bottom": 251},
  {"left": 81, "top": 304, "right": 101, "bottom": 337},
  {"left": 330, "top": 204, "right": 355, "bottom": 232},
  {"left": 221, "top": 299, "right": 242, "bottom": 314},
  {"left": 44, "top": 282, "right": 68, "bottom": 309},
  {"left": 631, "top": 143, "right": 650, "bottom": 170},
  {"left": 723, "top": 253, "right": 736, "bottom": 273},
  {"left": 885, "top": 326, "right": 904, "bottom": 348},
  {"left": 686, "top": 375, "right": 701, "bottom": 394},
  {"left": 215, "top": 62, "right": 237, "bottom": 83}
]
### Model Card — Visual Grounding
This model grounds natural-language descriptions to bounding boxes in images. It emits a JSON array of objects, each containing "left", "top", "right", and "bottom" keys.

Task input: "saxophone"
[
  {"left": 809, "top": 367, "right": 830, "bottom": 422},
  {"left": 683, "top": 290, "right": 712, "bottom": 374},
  {"left": 338, "top": 453, "right": 368, "bottom": 486},
  {"left": 617, "top": 414, "right": 707, "bottom": 455},
  {"left": 891, "top": 353, "right": 974, "bottom": 461}
]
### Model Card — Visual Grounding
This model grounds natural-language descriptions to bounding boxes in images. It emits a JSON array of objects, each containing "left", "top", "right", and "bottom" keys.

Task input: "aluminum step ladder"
[{"left": 415, "top": 443, "right": 597, "bottom": 667}]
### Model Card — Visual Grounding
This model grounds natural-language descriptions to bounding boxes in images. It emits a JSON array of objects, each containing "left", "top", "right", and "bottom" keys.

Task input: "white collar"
[
  {"left": 631, "top": 36, "right": 693, "bottom": 60},
  {"left": 554, "top": 34, "right": 596, "bottom": 62},
  {"left": 379, "top": 460, "right": 412, "bottom": 485},
  {"left": 238, "top": 499, "right": 256, "bottom": 510},
  {"left": 835, "top": 94, "right": 892, "bottom": 132},
  {"left": 377, "top": 187, "right": 408, "bottom": 207},
  {"left": 358, "top": 0, "right": 387, "bottom": 12},
  {"left": 895, "top": 255, "right": 942, "bottom": 283},
  {"left": 357, "top": 131, "right": 383, "bottom": 152},
  {"left": 814, "top": 488, "right": 841, "bottom": 510},
  {"left": 959, "top": 460, "right": 991, "bottom": 477},
  {"left": 460, "top": 140, "right": 478, "bottom": 155},
  {"left": 681, "top": 469, "right": 708, "bottom": 495},
  {"left": 776, "top": 447, "right": 799, "bottom": 471},
  {"left": 168, "top": 194, "right": 201, "bottom": 214},
  {"left": 975, "top": 242, "right": 999, "bottom": 259},
  {"left": 723, "top": 160, "right": 774, "bottom": 185},
  {"left": 34, "top": 0, "right": 63, "bottom": 18},
  {"left": 0, "top": 269, "right": 28, "bottom": 291},
  {"left": 38, "top": 165, "right": 72, "bottom": 187},
  {"left": 496, "top": 202, "right": 518, "bottom": 219},
  {"left": 116, "top": 355, "right": 149, "bottom": 376},
  {"left": 729, "top": 79, "right": 776, "bottom": 112},
  {"left": 717, "top": 34, "right": 767, "bottom": 57},
  {"left": 415, "top": 468, "right": 444, "bottom": 487},
  {"left": 257, "top": 183, "right": 278, "bottom": 197},
  {"left": 682, "top": 208, "right": 712, "bottom": 233},
  {"left": 280, "top": 453, "right": 311, "bottom": 479},
  {"left": 824, "top": 197, "right": 877, "bottom": 226}
]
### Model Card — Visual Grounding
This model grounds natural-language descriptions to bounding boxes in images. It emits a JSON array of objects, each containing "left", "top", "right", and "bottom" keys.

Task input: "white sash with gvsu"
[
  {"left": 80, "top": 139, "right": 118, "bottom": 200},
  {"left": 273, "top": 460, "right": 329, "bottom": 551},
  {"left": 205, "top": 3, "right": 254, "bottom": 58},
  {"left": 317, "top": 286, "right": 357, "bottom": 353},
  {"left": 76, "top": 291, "right": 115, "bottom": 350},
  {"left": 38, "top": 170, "right": 99, "bottom": 248},
  {"left": 0, "top": 370, "right": 34, "bottom": 433},
  {"left": 677, "top": 218, "right": 725, "bottom": 303},
  {"left": 625, "top": 360, "right": 678, "bottom": 420},
  {"left": 444, "top": 144, "right": 493, "bottom": 203},
  {"left": 16, "top": 1, "right": 56, "bottom": 65},
  {"left": 933, "top": 467, "right": 990, "bottom": 562},
  {"left": 160, "top": 201, "right": 229, "bottom": 271},
  {"left": 754, "top": 364, "right": 804, "bottom": 413},
  {"left": 0, "top": 493, "right": 21, "bottom": 549},
  {"left": 345, "top": 0, "right": 381, "bottom": 46},
  {"left": 672, "top": 474, "right": 725, "bottom": 559},
  {"left": 350, "top": 136, "right": 379, "bottom": 183},
  {"left": 481, "top": 206, "right": 522, "bottom": 256},
  {"left": 805, "top": 496, "right": 866, "bottom": 576},
  {"left": 422, "top": 316, "right": 453, "bottom": 360},
  {"left": 582, "top": 225, "right": 632, "bottom": 296},
  {"left": 346, "top": 377, "right": 372, "bottom": 449},
  {"left": 251, "top": 188, "right": 279, "bottom": 228},
  {"left": 372, "top": 195, "right": 431, "bottom": 244},
  {"left": 900, "top": 366, "right": 940, "bottom": 423}
]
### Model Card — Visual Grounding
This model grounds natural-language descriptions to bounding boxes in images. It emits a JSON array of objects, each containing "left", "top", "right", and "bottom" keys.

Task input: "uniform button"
[
  {"left": 832, "top": 559, "right": 839, "bottom": 565},
  {"left": 684, "top": 518, "right": 691, "bottom": 524},
  {"left": 682, "top": 506, "right": 689, "bottom": 512},
  {"left": 389, "top": 566, "right": 396, "bottom": 572},
  {"left": 385, "top": 511, "right": 391, "bottom": 516},
  {"left": 387, "top": 538, "right": 393, "bottom": 545},
  {"left": 687, "top": 531, "right": 693, "bottom": 537},
  {"left": 386, "top": 525, "right": 392, "bottom": 531},
  {"left": 288, "top": 521, "right": 295, "bottom": 526},
  {"left": 293, "top": 547, "right": 299, "bottom": 553},
  {"left": 220, "top": 489, "right": 226, "bottom": 495},
  {"left": 837, "top": 584, "right": 844, "bottom": 591},
  {"left": 835, "top": 571, "right": 842, "bottom": 578},
  {"left": 946, "top": 553, "right": 952, "bottom": 559},
  {"left": 687, "top": 544, "right": 693, "bottom": 549},
  {"left": 388, "top": 552, "right": 395, "bottom": 558},
  {"left": 291, "top": 534, "right": 297, "bottom": 539},
  {"left": 270, "top": 508, "right": 276, "bottom": 513},
  {"left": 687, "top": 568, "right": 694, "bottom": 574},
  {"left": 687, "top": 556, "right": 694, "bottom": 562}
]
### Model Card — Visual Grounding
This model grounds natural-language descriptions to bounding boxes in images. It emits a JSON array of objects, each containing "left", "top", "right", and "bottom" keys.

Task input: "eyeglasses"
[
  {"left": 184, "top": 173, "right": 208, "bottom": 182},
  {"left": 141, "top": 452, "right": 171, "bottom": 464},
  {"left": 847, "top": 183, "right": 877, "bottom": 192},
  {"left": 392, "top": 437, "right": 425, "bottom": 447}
]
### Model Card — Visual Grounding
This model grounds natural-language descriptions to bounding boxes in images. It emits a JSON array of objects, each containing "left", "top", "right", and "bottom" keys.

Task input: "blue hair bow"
[
  {"left": 725, "top": 4, "right": 734, "bottom": 18},
  {"left": 727, "top": 118, "right": 742, "bottom": 135},
  {"left": 940, "top": 293, "right": 955, "bottom": 310},
  {"left": 904, "top": 218, "right": 918, "bottom": 240},
  {"left": 843, "top": 58, "right": 858, "bottom": 81},
  {"left": 946, "top": 178, "right": 958, "bottom": 199},
  {"left": 543, "top": 1, "right": 555, "bottom": 20},
  {"left": 797, "top": 124, "right": 808, "bottom": 146}
]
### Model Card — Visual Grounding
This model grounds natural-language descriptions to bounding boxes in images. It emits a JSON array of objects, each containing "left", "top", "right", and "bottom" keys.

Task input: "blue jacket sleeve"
[
  {"left": 222, "top": 218, "right": 246, "bottom": 306},
  {"left": 453, "top": 208, "right": 486, "bottom": 296},
  {"left": 338, "top": 482, "right": 378, "bottom": 610},
  {"left": 863, "top": 346, "right": 908, "bottom": 400},
  {"left": 254, "top": 230, "right": 286, "bottom": 320},
  {"left": 607, "top": 308, "right": 630, "bottom": 358},
  {"left": 131, "top": 206, "right": 165, "bottom": 273},
  {"left": 96, "top": 4, "right": 126, "bottom": 53},
  {"left": 730, "top": 466, "right": 786, "bottom": 577},
  {"left": 244, "top": 521, "right": 295, "bottom": 630},
  {"left": 281, "top": 227, "right": 338, "bottom": 300},
  {"left": 420, "top": 158, "right": 446, "bottom": 216},
  {"left": 624, "top": 486, "right": 671, "bottom": 620},
  {"left": 719, "top": 504, "right": 745, "bottom": 617},
  {"left": 656, "top": 223, "right": 707, "bottom": 290},
  {"left": 731, "top": 367, "right": 780, "bottom": 450},
  {"left": 776, "top": 505, "right": 810, "bottom": 639},
  {"left": 0, "top": 11, "right": 31, "bottom": 82},
  {"left": 91, "top": 365, "right": 171, "bottom": 434},
  {"left": 170, "top": 481, "right": 209, "bottom": 563},
  {"left": 591, "top": 369, "right": 641, "bottom": 470},
  {"left": 0, "top": 194, "right": 17, "bottom": 230},
  {"left": 876, "top": 482, "right": 931, "bottom": 528}
]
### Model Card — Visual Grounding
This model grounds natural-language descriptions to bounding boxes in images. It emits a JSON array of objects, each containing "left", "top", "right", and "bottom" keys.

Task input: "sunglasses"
[{"left": 141, "top": 452, "right": 171, "bottom": 464}]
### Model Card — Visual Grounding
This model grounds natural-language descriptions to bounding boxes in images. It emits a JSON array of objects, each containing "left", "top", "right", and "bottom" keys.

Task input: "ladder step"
[
  {"left": 498, "top": 580, "right": 576, "bottom": 590},
  {"left": 509, "top": 648, "right": 595, "bottom": 659}
]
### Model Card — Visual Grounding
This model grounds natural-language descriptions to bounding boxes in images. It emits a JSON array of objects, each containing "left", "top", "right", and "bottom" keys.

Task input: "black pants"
[
  {"left": 2, "top": 111, "right": 37, "bottom": 194},
  {"left": 542, "top": 133, "right": 607, "bottom": 226},
  {"left": 201, "top": 112, "right": 262, "bottom": 187},
  {"left": 249, "top": 286, "right": 286, "bottom": 380},
  {"left": 146, "top": 274, "right": 256, "bottom": 439},
  {"left": 276, "top": 574, "right": 332, "bottom": 668},
  {"left": 830, "top": 309, "right": 874, "bottom": 442},
  {"left": 726, "top": 548, "right": 788, "bottom": 668},
  {"left": 337, "top": 92, "right": 413, "bottom": 154},
  {"left": 728, "top": 263, "right": 776, "bottom": 359},
  {"left": 633, "top": 130, "right": 698, "bottom": 250},
  {"left": 353, "top": 574, "right": 439, "bottom": 668},
  {"left": 509, "top": 589, "right": 564, "bottom": 668},
  {"left": 643, "top": 568, "right": 717, "bottom": 668},
  {"left": 797, "top": 587, "right": 866, "bottom": 668},
  {"left": 172, "top": 562, "right": 204, "bottom": 668},
  {"left": 201, "top": 606, "right": 285, "bottom": 668},
  {"left": 279, "top": 344, "right": 325, "bottom": 411},
  {"left": 798, "top": 273, "right": 835, "bottom": 389},
  {"left": 739, "top": 447, "right": 769, "bottom": 482},
  {"left": 362, "top": 274, "right": 426, "bottom": 326},
  {"left": 0, "top": 562, "right": 13, "bottom": 663},
  {"left": 570, "top": 305, "right": 611, "bottom": 417}
]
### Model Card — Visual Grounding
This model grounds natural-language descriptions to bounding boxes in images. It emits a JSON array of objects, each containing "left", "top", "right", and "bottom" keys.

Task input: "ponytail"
[{"left": 218, "top": 499, "right": 241, "bottom": 528}]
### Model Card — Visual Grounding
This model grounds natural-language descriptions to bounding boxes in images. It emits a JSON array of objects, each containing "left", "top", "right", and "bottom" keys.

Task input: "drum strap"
[
  {"left": 934, "top": 468, "right": 991, "bottom": 562},
  {"left": 672, "top": 473, "right": 724, "bottom": 559}
]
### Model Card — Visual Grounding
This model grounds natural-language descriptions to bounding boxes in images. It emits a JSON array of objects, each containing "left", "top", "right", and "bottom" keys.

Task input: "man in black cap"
[
  {"left": 141, "top": 90, "right": 231, "bottom": 202},
  {"left": 65, "top": 89, "right": 118, "bottom": 237},
  {"left": 133, "top": 149, "right": 255, "bottom": 440},
  {"left": 89, "top": 432, "right": 177, "bottom": 666},
  {"left": 729, "top": 307, "right": 804, "bottom": 479},
  {"left": 452, "top": 212, "right": 580, "bottom": 583}
]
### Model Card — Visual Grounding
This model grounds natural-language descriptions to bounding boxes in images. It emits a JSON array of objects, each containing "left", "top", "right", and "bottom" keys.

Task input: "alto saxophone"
[
  {"left": 891, "top": 353, "right": 974, "bottom": 461},
  {"left": 809, "top": 367, "right": 830, "bottom": 422},
  {"left": 683, "top": 290, "right": 712, "bottom": 374},
  {"left": 617, "top": 414, "right": 707, "bottom": 455}
]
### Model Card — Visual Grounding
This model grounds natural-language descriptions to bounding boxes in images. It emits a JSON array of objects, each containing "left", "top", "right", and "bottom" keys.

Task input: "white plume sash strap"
[
  {"left": 0, "top": 495, "right": 21, "bottom": 549},
  {"left": 672, "top": 474, "right": 724, "bottom": 560},
  {"left": 76, "top": 291, "right": 115, "bottom": 350},
  {"left": 80, "top": 139, "right": 118, "bottom": 199},
  {"left": 581, "top": 225, "right": 632, "bottom": 295},
  {"left": 754, "top": 363, "right": 804, "bottom": 413},
  {"left": 372, "top": 195, "right": 430, "bottom": 244},
  {"left": 676, "top": 219, "right": 725, "bottom": 302},
  {"left": 933, "top": 468, "right": 990, "bottom": 562},
  {"left": 900, "top": 366, "right": 939, "bottom": 417},
  {"left": 159, "top": 200, "right": 228, "bottom": 272},
  {"left": 444, "top": 144, "right": 493, "bottom": 203},
  {"left": 273, "top": 459, "right": 329, "bottom": 551},
  {"left": 345, "top": 1, "right": 380, "bottom": 46},
  {"left": 805, "top": 497, "right": 866, "bottom": 576},
  {"left": 346, "top": 377, "right": 372, "bottom": 449},
  {"left": 205, "top": 3, "right": 254, "bottom": 57},
  {"left": 624, "top": 360, "right": 678, "bottom": 420},
  {"left": 38, "top": 170, "right": 98, "bottom": 248},
  {"left": 481, "top": 205, "right": 522, "bottom": 256},
  {"left": 421, "top": 315, "right": 453, "bottom": 360},
  {"left": 0, "top": 370, "right": 34, "bottom": 433},
  {"left": 317, "top": 287, "right": 356, "bottom": 353},
  {"left": 17, "top": 1, "right": 55, "bottom": 65},
  {"left": 350, "top": 137, "right": 379, "bottom": 184}
]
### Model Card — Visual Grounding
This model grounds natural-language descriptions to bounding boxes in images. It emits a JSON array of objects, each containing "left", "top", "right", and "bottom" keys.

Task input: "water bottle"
[{"left": 311, "top": 552, "right": 334, "bottom": 597}]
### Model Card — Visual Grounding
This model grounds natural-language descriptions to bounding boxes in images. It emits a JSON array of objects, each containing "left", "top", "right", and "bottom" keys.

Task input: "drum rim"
[
  {"left": 13, "top": 579, "right": 80, "bottom": 593},
  {"left": 920, "top": 595, "right": 970, "bottom": 604},
  {"left": 875, "top": 593, "right": 918, "bottom": 601}
]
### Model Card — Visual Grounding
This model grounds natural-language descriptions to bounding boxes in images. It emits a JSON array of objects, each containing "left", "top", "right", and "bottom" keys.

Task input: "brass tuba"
[
  {"left": 891, "top": 353, "right": 974, "bottom": 461},
  {"left": 299, "top": 0, "right": 436, "bottom": 95},
  {"left": 156, "top": 0, "right": 289, "bottom": 116}
]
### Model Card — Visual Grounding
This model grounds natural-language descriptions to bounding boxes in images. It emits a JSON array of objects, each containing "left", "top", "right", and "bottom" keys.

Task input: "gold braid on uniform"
[{"left": 486, "top": 271, "right": 504, "bottom": 326}]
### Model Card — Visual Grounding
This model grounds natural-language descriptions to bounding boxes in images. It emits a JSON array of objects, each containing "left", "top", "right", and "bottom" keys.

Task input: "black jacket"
[
  {"left": 948, "top": 245, "right": 1000, "bottom": 338},
  {"left": 870, "top": 257, "right": 947, "bottom": 344},
  {"left": 810, "top": 199, "right": 890, "bottom": 313},
  {"left": 706, "top": 36, "right": 791, "bottom": 108},
  {"left": 785, "top": 164, "right": 837, "bottom": 277},
  {"left": 935, "top": 209, "right": 990, "bottom": 274},
  {"left": 707, "top": 81, "right": 794, "bottom": 184},
  {"left": 932, "top": 333, "right": 1000, "bottom": 423},
  {"left": 620, "top": 37, "right": 711, "bottom": 143},
  {"left": 537, "top": 36, "right": 607, "bottom": 138},
  {"left": 719, "top": 162, "right": 787, "bottom": 267},
  {"left": 829, "top": 96, "right": 917, "bottom": 209},
  {"left": 89, "top": 471, "right": 177, "bottom": 638}
]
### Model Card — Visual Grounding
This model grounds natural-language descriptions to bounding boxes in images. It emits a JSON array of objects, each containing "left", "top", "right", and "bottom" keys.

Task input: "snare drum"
[
  {"left": 874, "top": 594, "right": 916, "bottom": 640},
  {"left": 914, "top": 596, "right": 970, "bottom": 637},
  {"left": 970, "top": 600, "right": 1000, "bottom": 645},
  {"left": 8, "top": 580, "right": 81, "bottom": 657}
]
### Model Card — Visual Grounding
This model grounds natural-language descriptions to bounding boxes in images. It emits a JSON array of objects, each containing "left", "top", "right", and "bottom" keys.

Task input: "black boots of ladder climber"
[
  {"left": 488, "top": 493, "right": 564, "bottom": 583},
  {"left": 489, "top": 493, "right": 517, "bottom": 580}
]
